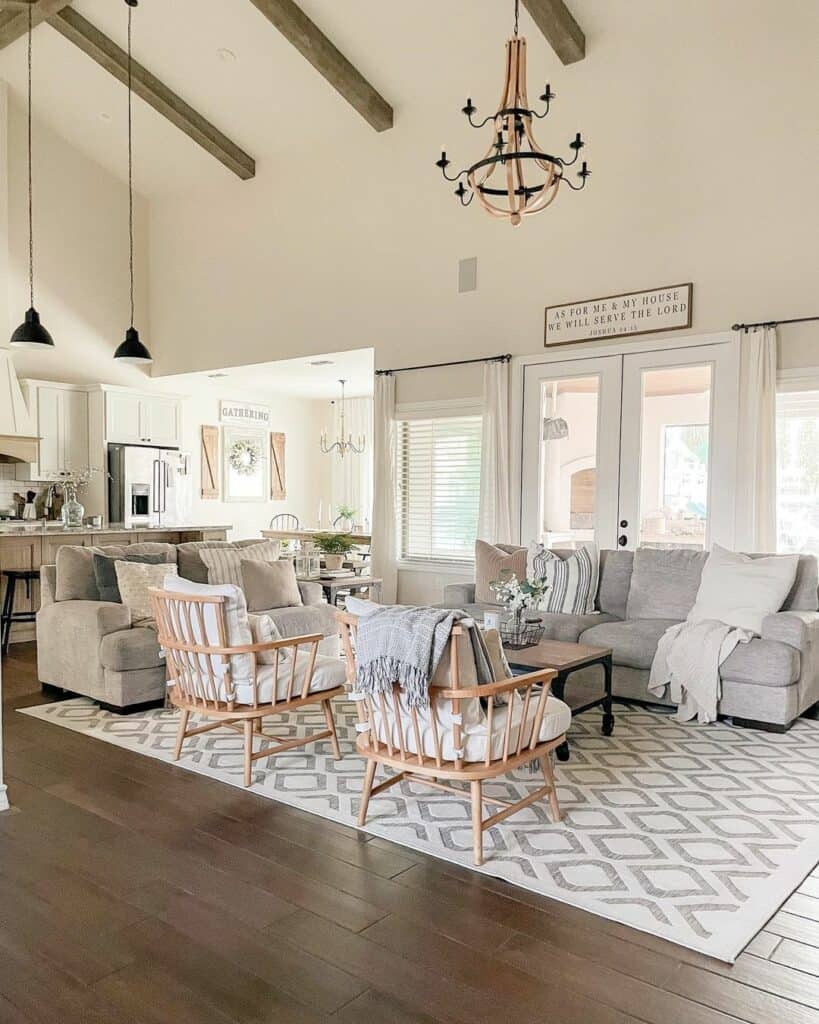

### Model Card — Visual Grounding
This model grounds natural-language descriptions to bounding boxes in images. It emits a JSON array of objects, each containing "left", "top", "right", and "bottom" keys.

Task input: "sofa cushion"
[
  {"left": 580, "top": 618, "right": 681, "bottom": 670},
  {"left": 93, "top": 551, "right": 171, "bottom": 603},
  {"left": 719, "top": 638, "right": 800, "bottom": 688},
  {"left": 99, "top": 626, "right": 164, "bottom": 672},
  {"left": 264, "top": 601, "right": 338, "bottom": 641},
  {"left": 537, "top": 611, "right": 619, "bottom": 643},
  {"left": 596, "top": 549, "right": 634, "bottom": 619},
  {"left": 626, "top": 548, "right": 708, "bottom": 621},
  {"left": 241, "top": 558, "right": 302, "bottom": 611},
  {"left": 115, "top": 561, "right": 179, "bottom": 622},
  {"left": 55, "top": 545, "right": 104, "bottom": 602},
  {"left": 474, "top": 541, "right": 527, "bottom": 605},
  {"left": 753, "top": 552, "right": 818, "bottom": 612}
]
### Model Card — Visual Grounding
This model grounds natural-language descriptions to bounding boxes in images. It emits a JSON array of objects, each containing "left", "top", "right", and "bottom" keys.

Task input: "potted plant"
[
  {"left": 489, "top": 571, "right": 550, "bottom": 649},
  {"left": 312, "top": 532, "right": 355, "bottom": 571},
  {"left": 334, "top": 504, "right": 357, "bottom": 531}
]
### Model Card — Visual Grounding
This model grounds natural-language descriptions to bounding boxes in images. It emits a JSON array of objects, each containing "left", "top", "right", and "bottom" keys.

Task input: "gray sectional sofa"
[
  {"left": 37, "top": 539, "right": 339, "bottom": 713},
  {"left": 442, "top": 547, "right": 819, "bottom": 731}
]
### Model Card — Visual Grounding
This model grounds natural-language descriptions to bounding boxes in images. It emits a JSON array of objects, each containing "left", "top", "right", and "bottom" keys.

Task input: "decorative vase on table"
[
  {"left": 61, "top": 483, "right": 84, "bottom": 529},
  {"left": 489, "top": 572, "right": 550, "bottom": 649}
]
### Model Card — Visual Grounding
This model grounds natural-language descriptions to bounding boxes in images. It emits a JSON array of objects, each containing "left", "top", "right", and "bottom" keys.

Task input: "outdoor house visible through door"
[{"left": 520, "top": 335, "right": 739, "bottom": 551}]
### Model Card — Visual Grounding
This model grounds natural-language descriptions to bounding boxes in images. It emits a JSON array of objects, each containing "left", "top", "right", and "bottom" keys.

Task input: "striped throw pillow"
[
  {"left": 527, "top": 543, "right": 599, "bottom": 615},
  {"left": 199, "top": 541, "right": 281, "bottom": 587}
]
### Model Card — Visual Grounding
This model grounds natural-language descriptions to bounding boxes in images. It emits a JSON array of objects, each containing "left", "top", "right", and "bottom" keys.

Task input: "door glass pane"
[
  {"left": 638, "top": 365, "right": 712, "bottom": 548},
  {"left": 539, "top": 376, "right": 599, "bottom": 546},
  {"left": 776, "top": 389, "right": 819, "bottom": 554}
]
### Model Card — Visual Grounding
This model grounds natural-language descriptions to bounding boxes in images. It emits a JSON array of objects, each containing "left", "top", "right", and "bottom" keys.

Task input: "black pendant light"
[
  {"left": 10, "top": 3, "right": 54, "bottom": 349},
  {"left": 114, "top": 0, "right": 152, "bottom": 364}
]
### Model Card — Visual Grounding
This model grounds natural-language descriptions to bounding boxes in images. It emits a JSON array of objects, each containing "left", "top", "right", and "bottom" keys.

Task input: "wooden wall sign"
[
  {"left": 545, "top": 283, "right": 692, "bottom": 346},
  {"left": 200, "top": 425, "right": 220, "bottom": 499},
  {"left": 270, "top": 432, "right": 286, "bottom": 500},
  {"left": 219, "top": 400, "right": 270, "bottom": 427}
]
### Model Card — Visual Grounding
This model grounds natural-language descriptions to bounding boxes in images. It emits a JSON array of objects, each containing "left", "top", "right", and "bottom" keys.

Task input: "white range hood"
[{"left": 0, "top": 349, "right": 39, "bottom": 464}]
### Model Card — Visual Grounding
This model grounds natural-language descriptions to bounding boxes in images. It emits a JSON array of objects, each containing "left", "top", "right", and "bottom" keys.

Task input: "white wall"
[
  {"left": 155, "top": 378, "right": 334, "bottom": 541},
  {"left": 145, "top": 1, "right": 818, "bottom": 382},
  {"left": 2, "top": 91, "right": 151, "bottom": 388}
]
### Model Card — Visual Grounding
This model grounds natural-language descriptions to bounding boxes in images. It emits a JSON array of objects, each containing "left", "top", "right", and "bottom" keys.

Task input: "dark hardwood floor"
[{"left": 2, "top": 641, "right": 818, "bottom": 1024}]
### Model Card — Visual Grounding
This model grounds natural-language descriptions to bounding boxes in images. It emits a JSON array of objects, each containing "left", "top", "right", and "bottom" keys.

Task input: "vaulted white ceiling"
[{"left": 0, "top": 0, "right": 601, "bottom": 195}]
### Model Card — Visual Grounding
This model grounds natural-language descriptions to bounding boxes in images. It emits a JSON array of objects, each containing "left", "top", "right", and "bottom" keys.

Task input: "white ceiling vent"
[{"left": 458, "top": 257, "right": 478, "bottom": 293}]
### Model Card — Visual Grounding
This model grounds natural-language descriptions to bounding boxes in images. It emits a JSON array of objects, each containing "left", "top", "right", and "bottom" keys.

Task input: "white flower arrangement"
[{"left": 489, "top": 571, "right": 550, "bottom": 614}]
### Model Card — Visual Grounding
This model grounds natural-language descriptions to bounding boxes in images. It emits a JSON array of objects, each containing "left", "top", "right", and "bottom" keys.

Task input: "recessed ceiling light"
[
  {"left": 309, "top": 359, "right": 334, "bottom": 366},
  {"left": 99, "top": 112, "right": 111, "bottom": 122},
  {"left": 207, "top": 372, "right": 228, "bottom": 378},
  {"left": 216, "top": 48, "right": 237, "bottom": 63}
]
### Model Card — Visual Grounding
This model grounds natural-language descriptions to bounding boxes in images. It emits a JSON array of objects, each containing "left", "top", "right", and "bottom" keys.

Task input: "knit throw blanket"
[{"left": 355, "top": 605, "right": 464, "bottom": 708}]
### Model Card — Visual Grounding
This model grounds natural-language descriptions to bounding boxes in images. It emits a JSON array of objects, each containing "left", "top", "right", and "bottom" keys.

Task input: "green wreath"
[{"left": 228, "top": 439, "right": 262, "bottom": 476}]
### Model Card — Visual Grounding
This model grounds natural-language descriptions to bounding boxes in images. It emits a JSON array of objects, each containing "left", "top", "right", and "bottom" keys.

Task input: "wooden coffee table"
[{"left": 505, "top": 639, "right": 614, "bottom": 761}]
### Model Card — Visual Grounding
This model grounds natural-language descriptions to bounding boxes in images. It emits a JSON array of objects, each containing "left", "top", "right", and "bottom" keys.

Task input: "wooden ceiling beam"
[
  {"left": 247, "top": 0, "right": 393, "bottom": 132},
  {"left": 0, "top": 0, "right": 69, "bottom": 50},
  {"left": 48, "top": 7, "right": 255, "bottom": 180},
  {"left": 521, "top": 0, "right": 585, "bottom": 65}
]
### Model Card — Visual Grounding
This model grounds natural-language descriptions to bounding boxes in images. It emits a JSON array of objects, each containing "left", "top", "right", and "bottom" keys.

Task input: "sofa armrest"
[
  {"left": 39, "top": 563, "right": 57, "bottom": 608},
  {"left": 37, "top": 599, "right": 132, "bottom": 642},
  {"left": 442, "top": 582, "right": 476, "bottom": 606},
  {"left": 298, "top": 581, "right": 326, "bottom": 606},
  {"left": 761, "top": 611, "right": 819, "bottom": 653}
]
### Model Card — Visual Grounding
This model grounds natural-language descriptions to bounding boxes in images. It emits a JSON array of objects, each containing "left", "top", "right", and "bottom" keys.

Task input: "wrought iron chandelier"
[
  {"left": 320, "top": 380, "right": 366, "bottom": 459},
  {"left": 436, "top": 0, "right": 590, "bottom": 225}
]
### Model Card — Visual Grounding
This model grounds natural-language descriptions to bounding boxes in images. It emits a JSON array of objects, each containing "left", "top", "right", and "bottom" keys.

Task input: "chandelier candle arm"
[
  {"left": 436, "top": 0, "right": 590, "bottom": 225},
  {"left": 320, "top": 380, "right": 366, "bottom": 459}
]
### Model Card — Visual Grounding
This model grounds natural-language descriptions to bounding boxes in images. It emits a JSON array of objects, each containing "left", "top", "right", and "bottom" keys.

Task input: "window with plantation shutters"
[{"left": 396, "top": 414, "right": 483, "bottom": 564}]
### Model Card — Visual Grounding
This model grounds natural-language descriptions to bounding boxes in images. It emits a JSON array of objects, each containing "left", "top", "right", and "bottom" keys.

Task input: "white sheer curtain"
[
  {"left": 477, "top": 359, "right": 513, "bottom": 543},
  {"left": 734, "top": 325, "right": 778, "bottom": 551},
  {"left": 371, "top": 373, "right": 397, "bottom": 602},
  {"left": 330, "top": 396, "right": 373, "bottom": 528}
]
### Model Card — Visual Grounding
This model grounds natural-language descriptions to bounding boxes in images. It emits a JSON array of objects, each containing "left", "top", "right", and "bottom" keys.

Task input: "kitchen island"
[{"left": 0, "top": 524, "right": 231, "bottom": 646}]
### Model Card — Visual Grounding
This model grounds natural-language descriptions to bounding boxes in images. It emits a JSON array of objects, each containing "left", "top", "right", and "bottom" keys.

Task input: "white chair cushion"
[
  {"left": 368, "top": 689, "right": 570, "bottom": 763},
  {"left": 235, "top": 651, "right": 346, "bottom": 705}
]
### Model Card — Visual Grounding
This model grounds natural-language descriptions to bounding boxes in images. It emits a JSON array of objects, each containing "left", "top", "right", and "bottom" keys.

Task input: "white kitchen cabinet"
[
  {"left": 105, "top": 391, "right": 181, "bottom": 447},
  {"left": 16, "top": 383, "right": 89, "bottom": 481}
]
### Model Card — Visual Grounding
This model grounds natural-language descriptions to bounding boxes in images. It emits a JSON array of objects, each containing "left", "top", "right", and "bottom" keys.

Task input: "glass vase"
[{"left": 63, "top": 497, "right": 85, "bottom": 528}]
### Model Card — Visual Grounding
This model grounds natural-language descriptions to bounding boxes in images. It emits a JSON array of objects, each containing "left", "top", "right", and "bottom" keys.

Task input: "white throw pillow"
[
  {"left": 199, "top": 541, "right": 281, "bottom": 587},
  {"left": 526, "top": 542, "right": 599, "bottom": 615},
  {"left": 114, "top": 560, "right": 178, "bottom": 622},
  {"left": 688, "top": 544, "right": 800, "bottom": 634},
  {"left": 344, "top": 595, "right": 380, "bottom": 617}
]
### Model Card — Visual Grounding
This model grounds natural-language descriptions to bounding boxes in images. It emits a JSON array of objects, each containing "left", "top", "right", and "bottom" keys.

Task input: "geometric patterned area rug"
[{"left": 19, "top": 698, "right": 819, "bottom": 963}]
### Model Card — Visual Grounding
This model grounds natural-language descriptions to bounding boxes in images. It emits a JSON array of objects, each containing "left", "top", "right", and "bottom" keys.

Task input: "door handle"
[{"left": 618, "top": 534, "right": 628, "bottom": 547}]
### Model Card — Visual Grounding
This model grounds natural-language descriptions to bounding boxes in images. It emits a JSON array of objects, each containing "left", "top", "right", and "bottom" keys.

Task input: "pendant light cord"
[
  {"left": 127, "top": 3, "right": 135, "bottom": 329},
  {"left": 26, "top": 3, "right": 33, "bottom": 308},
  {"left": 514, "top": 0, "right": 519, "bottom": 36}
]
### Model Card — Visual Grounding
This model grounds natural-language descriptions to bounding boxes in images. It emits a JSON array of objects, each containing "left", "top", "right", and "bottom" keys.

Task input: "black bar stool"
[{"left": 1, "top": 569, "right": 39, "bottom": 656}]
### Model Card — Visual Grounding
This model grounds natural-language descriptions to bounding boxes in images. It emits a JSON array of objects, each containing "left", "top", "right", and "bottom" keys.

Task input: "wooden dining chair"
[
  {"left": 269, "top": 513, "right": 300, "bottom": 530},
  {"left": 151, "top": 587, "right": 346, "bottom": 786},
  {"left": 337, "top": 611, "right": 570, "bottom": 865}
]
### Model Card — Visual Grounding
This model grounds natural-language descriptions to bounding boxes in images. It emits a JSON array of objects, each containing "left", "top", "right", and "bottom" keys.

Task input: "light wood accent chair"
[
  {"left": 338, "top": 611, "right": 569, "bottom": 866},
  {"left": 151, "top": 588, "right": 345, "bottom": 787}
]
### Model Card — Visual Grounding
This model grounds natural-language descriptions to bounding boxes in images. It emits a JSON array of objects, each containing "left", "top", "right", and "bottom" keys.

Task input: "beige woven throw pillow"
[{"left": 474, "top": 540, "right": 527, "bottom": 605}]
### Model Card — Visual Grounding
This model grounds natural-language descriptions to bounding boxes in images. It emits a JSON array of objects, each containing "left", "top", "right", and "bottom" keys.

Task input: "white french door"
[{"left": 520, "top": 337, "right": 739, "bottom": 551}]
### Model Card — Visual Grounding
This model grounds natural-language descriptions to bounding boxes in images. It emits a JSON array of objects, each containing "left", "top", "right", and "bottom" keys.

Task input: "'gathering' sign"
[
  {"left": 545, "top": 283, "right": 692, "bottom": 346},
  {"left": 219, "top": 400, "right": 271, "bottom": 427}
]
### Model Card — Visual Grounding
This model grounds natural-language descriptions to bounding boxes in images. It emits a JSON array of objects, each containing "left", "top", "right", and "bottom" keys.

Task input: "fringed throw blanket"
[
  {"left": 355, "top": 605, "right": 463, "bottom": 708},
  {"left": 648, "top": 619, "right": 752, "bottom": 724}
]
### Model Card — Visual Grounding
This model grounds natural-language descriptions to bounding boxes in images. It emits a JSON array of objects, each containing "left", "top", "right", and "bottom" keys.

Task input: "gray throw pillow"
[
  {"left": 241, "top": 558, "right": 303, "bottom": 612},
  {"left": 92, "top": 551, "right": 170, "bottom": 603}
]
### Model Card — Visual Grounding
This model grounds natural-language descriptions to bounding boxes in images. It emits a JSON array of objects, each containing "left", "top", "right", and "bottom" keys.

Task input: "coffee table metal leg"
[
  {"left": 601, "top": 655, "right": 615, "bottom": 736},
  {"left": 551, "top": 673, "right": 571, "bottom": 761}
]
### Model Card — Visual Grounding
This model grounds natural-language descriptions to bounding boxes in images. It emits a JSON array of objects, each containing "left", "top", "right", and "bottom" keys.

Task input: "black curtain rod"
[
  {"left": 732, "top": 315, "right": 819, "bottom": 332},
  {"left": 375, "top": 353, "right": 511, "bottom": 376}
]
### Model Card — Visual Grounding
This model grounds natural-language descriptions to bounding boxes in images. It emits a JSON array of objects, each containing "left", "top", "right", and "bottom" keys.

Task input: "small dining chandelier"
[
  {"left": 10, "top": 3, "right": 54, "bottom": 350},
  {"left": 320, "top": 380, "right": 366, "bottom": 459},
  {"left": 113, "top": 0, "right": 152, "bottom": 364},
  {"left": 436, "top": 0, "right": 590, "bottom": 226}
]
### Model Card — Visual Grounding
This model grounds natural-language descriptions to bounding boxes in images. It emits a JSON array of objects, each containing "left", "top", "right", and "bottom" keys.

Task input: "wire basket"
[{"left": 499, "top": 614, "right": 545, "bottom": 650}]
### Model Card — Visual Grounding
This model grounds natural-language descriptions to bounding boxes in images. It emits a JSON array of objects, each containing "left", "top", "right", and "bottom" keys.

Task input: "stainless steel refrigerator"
[{"left": 108, "top": 444, "right": 193, "bottom": 527}]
